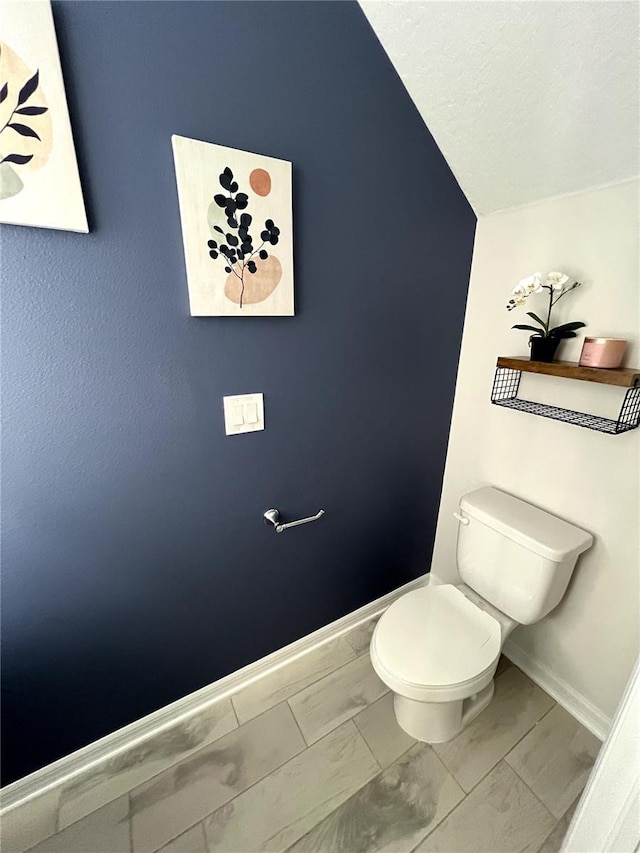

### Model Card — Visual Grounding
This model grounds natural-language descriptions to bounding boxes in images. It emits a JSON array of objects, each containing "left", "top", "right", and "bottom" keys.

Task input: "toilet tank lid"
[{"left": 459, "top": 487, "right": 593, "bottom": 562}]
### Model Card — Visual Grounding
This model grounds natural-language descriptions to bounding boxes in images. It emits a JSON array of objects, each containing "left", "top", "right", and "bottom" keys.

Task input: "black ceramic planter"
[{"left": 530, "top": 336, "right": 560, "bottom": 363}]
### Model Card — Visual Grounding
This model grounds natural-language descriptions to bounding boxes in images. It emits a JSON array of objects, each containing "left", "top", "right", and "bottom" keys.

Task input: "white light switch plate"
[{"left": 223, "top": 394, "right": 265, "bottom": 435}]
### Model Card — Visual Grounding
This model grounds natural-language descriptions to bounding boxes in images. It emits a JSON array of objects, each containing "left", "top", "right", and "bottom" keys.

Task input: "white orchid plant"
[{"left": 507, "top": 271, "right": 586, "bottom": 342}]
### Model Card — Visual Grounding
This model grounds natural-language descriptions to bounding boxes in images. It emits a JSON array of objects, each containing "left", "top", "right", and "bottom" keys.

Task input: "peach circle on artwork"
[
  {"left": 249, "top": 168, "right": 271, "bottom": 197},
  {"left": 225, "top": 254, "right": 282, "bottom": 306}
]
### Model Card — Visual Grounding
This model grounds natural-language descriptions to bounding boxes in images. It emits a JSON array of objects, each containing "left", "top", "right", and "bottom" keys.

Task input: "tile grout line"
[
  {"left": 284, "top": 639, "right": 380, "bottom": 707},
  {"left": 53, "top": 793, "right": 61, "bottom": 835},
  {"left": 434, "top": 692, "right": 558, "bottom": 797},
  {"left": 261, "top": 747, "right": 383, "bottom": 853},
  {"left": 185, "top": 718, "right": 374, "bottom": 853},
  {"left": 147, "top": 817, "right": 208, "bottom": 853},
  {"left": 350, "top": 718, "right": 383, "bottom": 773},
  {"left": 504, "top": 759, "right": 562, "bottom": 827},
  {"left": 228, "top": 695, "right": 241, "bottom": 729},
  {"left": 203, "top": 620, "right": 378, "bottom": 734},
  {"left": 125, "top": 698, "right": 302, "bottom": 804},
  {"left": 285, "top": 740, "right": 459, "bottom": 853},
  {"left": 233, "top": 636, "right": 360, "bottom": 726},
  {"left": 503, "top": 708, "right": 593, "bottom": 824},
  {"left": 277, "top": 723, "right": 413, "bottom": 853},
  {"left": 161, "top": 716, "right": 370, "bottom": 853},
  {"left": 127, "top": 791, "right": 133, "bottom": 853},
  {"left": 407, "top": 756, "right": 558, "bottom": 853},
  {"left": 139, "top": 708, "right": 311, "bottom": 853},
  {"left": 298, "top": 688, "right": 392, "bottom": 750},
  {"left": 125, "top": 701, "right": 309, "bottom": 853},
  {"left": 33, "top": 640, "right": 381, "bottom": 853},
  {"left": 501, "top": 700, "right": 557, "bottom": 769},
  {"left": 402, "top": 747, "right": 474, "bottom": 853},
  {"left": 43, "top": 700, "right": 239, "bottom": 845},
  {"left": 286, "top": 697, "right": 312, "bottom": 749},
  {"left": 199, "top": 819, "right": 210, "bottom": 853},
  {"left": 401, "top": 743, "right": 474, "bottom": 853}
]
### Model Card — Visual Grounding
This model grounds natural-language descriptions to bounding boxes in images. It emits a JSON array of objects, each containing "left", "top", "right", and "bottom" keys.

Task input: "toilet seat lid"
[{"left": 373, "top": 585, "right": 501, "bottom": 689}]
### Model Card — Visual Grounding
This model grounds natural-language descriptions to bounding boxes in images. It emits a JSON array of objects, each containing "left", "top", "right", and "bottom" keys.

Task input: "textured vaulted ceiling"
[{"left": 360, "top": 1, "right": 639, "bottom": 214}]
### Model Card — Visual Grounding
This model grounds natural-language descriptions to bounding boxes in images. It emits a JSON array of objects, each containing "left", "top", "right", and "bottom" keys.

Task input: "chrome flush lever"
[{"left": 264, "top": 508, "right": 325, "bottom": 533}]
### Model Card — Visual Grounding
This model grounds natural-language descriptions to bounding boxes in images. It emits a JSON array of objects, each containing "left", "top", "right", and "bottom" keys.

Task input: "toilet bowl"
[
  {"left": 370, "top": 486, "right": 593, "bottom": 744},
  {"left": 370, "top": 584, "right": 510, "bottom": 742}
]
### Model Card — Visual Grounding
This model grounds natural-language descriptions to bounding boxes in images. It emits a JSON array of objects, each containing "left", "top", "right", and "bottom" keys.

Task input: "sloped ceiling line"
[{"left": 360, "top": 1, "right": 639, "bottom": 214}]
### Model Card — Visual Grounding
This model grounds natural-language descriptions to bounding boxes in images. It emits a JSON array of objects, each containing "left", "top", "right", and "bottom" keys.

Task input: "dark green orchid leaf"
[
  {"left": 549, "top": 321, "right": 586, "bottom": 334},
  {"left": 526, "top": 312, "right": 547, "bottom": 328},
  {"left": 512, "top": 324, "right": 544, "bottom": 334}
]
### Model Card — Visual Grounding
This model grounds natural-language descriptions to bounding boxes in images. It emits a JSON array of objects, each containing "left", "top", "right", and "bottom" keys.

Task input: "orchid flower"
[
  {"left": 544, "top": 271, "right": 570, "bottom": 291},
  {"left": 506, "top": 270, "right": 585, "bottom": 344},
  {"left": 516, "top": 273, "right": 543, "bottom": 294}
]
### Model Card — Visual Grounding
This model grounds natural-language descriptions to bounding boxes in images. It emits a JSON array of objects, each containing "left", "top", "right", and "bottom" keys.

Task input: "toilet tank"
[{"left": 456, "top": 487, "right": 593, "bottom": 625}]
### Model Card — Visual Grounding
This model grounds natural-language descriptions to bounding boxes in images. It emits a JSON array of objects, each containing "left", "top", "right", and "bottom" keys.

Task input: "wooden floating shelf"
[
  {"left": 496, "top": 357, "right": 640, "bottom": 388},
  {"left": 492, "top": 357, "right": 640, "bottom": 435}
]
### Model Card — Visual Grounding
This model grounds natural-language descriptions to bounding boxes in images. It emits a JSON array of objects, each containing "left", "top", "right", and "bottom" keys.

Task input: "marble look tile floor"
[{"left": 16, "top": 618, "right": 601, "bottom": 853}]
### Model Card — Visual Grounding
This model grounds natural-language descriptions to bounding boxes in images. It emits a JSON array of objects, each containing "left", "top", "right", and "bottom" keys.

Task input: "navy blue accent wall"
[{"left": 1, "top": 1, "right": 475, "bottom": 783}]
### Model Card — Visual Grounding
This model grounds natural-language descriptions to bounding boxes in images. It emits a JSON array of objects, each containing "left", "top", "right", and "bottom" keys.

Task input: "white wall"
[{"left": 431, "top": 179, "right": 639, "bottom": 732}]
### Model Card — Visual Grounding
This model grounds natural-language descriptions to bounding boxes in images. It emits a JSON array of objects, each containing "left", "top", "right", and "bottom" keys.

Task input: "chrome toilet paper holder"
[{"left": 264, "top": 507, "right": 325, "bottom": 533}]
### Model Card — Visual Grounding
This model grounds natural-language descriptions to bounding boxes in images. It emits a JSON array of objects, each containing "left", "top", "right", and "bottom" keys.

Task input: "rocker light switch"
[
  {"left": 245, "top": 402, "right": 258, "bottom": 424},
  {"left": 231, "top": 405, "right": 244, "bottom": 427},
  {"left": 223, "top": 394, "right": 264, "bottom": 435}
]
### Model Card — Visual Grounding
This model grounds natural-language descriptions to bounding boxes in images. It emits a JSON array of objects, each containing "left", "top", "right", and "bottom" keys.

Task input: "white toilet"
[{"left": 370, "top": 486, "right": 593, "bottom": 743}]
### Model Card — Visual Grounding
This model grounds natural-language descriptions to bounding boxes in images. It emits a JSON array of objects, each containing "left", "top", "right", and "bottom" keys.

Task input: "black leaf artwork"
[
  {"left": 1, "top": 152, "right": 34, "bottom": 165},
  {"left": 8, "top": 122, "right": 41, "bottom": 140},
  {"left": 206, "top": 165, "right": 280, "bottom": 309},
  {"left": 0, "top": 67, "right": 48, "bottom": 180},
  {"left": 15, "top": 105, "right": 47, "bottom": 116},
  {"left": 17, "top": 70, "right": 39, "bottom": 105},
  {"left": 219, "top": 167, "right": 233, "bottom": 191}
]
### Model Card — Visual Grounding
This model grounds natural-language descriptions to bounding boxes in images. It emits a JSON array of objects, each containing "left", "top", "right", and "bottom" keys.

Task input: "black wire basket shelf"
[{"left": 491, "top": 357, "right": 640, "bottom": 436}]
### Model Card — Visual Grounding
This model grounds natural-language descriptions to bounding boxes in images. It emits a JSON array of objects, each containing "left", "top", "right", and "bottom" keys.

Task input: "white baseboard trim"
[
  {"left": 503, "top": 638, "right": 612, "bottom": 742},
  {"left": 1, "top": 574, "right": 428, "bottom": 814}
]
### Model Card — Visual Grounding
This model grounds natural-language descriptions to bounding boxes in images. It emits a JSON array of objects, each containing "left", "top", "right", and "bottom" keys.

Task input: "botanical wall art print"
[
  {"left": 172, "top": 135, "right": 294, "bottom": 316},
  {"left": 0, "top": 0, "right": 88, "bottom": 232}
]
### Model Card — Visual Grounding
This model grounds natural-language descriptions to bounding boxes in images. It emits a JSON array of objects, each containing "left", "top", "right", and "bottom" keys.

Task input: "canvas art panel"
[
  {"left": 172, "top": 135, "right": 294, "bottom": 316},
  {"left": 0, "top": 0, "right": 87, "bottom": 232}
]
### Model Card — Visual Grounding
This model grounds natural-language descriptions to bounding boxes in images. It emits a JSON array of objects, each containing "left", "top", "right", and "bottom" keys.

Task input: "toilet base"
[{"left": 393, "top": 680, "right": 495, "bottom": 743}]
